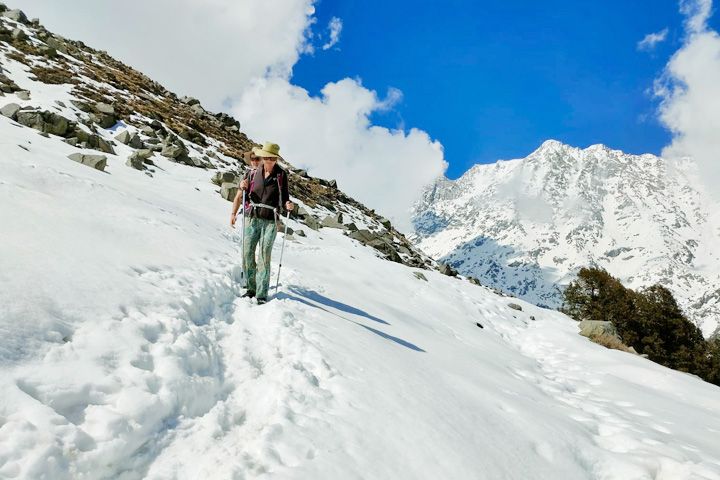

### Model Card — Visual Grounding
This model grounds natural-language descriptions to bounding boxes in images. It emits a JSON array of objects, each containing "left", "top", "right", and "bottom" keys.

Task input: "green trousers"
[{"left": 243, "top": 216, "right": 277, "bottom": 298}]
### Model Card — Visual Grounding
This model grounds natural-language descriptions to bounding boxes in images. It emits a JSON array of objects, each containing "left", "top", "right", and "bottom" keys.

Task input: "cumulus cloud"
[
  {"left": 18, "top": 0, "right": 317, "bottom": 110},
  {"left": 19, "top": 0, "right": 448, "bottom": 228},
  {"left": 233, "top": 77, "right": 447, "bottom": 232},
  {"left": 637, "top": 28, "right": 669, "bottom": 51},
  {"left": 655, "top": 0, "right": 720, "bottom": 201},
  {"left": 322, "top": 17, "right": 343, "bottom": 50}
]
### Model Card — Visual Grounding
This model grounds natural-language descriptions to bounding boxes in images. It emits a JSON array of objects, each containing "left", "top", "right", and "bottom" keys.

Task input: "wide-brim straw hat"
[{"left": 252, "top": 141, "right": 282, "bottom": 159}]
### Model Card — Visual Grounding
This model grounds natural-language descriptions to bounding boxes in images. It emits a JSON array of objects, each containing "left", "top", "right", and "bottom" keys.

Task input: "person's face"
[
  {"left": 250, "top": 157, "right": 260, "bottom": 168},
  {"left": 262, "top": 157, "right": 277, "bottom": 168}
]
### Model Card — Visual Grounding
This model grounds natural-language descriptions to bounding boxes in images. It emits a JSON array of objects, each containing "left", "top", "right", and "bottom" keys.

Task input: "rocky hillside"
[
  {"left": 412, "top": 140, "right": 720, "bottom": 337},
  {"left": 0, "top": 4, "right": 430, "bottom": 270}
]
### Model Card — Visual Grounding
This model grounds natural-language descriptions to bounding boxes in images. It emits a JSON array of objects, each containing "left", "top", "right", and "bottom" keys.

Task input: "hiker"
[
  {"left": 230, "top": 151, "right": 260, "bottom": 227},
  {"left": 235, "top": 142, "right": 294, "bottom": 304}
]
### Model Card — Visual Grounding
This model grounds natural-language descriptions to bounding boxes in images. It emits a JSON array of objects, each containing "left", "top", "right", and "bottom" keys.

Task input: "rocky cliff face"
[
  {"left": 412, "top": 140, "right": 720, "bottom": 337},
  {"left": 0, "top": 4, "right": 431, "bottom": 270}
]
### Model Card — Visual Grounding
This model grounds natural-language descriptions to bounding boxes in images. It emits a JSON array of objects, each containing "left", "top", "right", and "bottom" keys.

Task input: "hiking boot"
[
  {"left": 241, "top": 290, "right": 255, "bottom": 298},
  {"left": 256, "top": 297, "right": 268, "bottom": 305}
]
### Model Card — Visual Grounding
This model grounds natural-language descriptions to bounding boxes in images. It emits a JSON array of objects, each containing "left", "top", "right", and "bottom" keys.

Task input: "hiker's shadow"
[
  {"left": 279, "top": 287, "right": 425, "bottom": 353},
  {"left": 288, "top": 286, "right": 389, "bottom": 325}
]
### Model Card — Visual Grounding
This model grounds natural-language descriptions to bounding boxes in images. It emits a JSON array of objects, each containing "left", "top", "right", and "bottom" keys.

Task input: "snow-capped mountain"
[
  {"left": 3, "top": 7, "right": 720, "bottom": 479},
  {"left": 412, "top": 140, "right": 720, "bottom": 337}
]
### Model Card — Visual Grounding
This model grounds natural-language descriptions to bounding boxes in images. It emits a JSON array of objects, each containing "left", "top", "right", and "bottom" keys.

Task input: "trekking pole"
[
  {"left": 240, "top": 190, "right": 247, "bottom": 287},
  {"left": 274, "top": 210, "right": 291, "bottom": 297}
]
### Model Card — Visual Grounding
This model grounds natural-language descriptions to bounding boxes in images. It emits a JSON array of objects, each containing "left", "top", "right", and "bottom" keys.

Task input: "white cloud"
[
  {"left": 18, "top": 0, "right": 448, "bottom": 228},
  {"left": 656, "top": 0, "right": 720, "bottom": 201},
  {"left": 17, "top": 0, "right": 317, "bottom": 110},
  {"left": 322, "top": 17, "right": 343, "bottom": 50},
  {"left": 637, "top": 28, "right": 669, "bottom": 51},
  {"left": 233, "top": 77, "right": 447, "bottom": 232}
]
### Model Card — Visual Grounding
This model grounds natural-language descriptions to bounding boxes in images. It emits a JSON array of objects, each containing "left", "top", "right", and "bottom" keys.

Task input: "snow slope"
[
  {"left": 2, "top": 107, "right": 720, "bottom": 479},
  {"left": 412, "top": 140, "right": 720, "bottom": 337}
]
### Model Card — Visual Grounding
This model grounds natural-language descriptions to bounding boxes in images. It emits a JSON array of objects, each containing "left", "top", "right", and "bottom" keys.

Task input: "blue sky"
[{"left": 293, "top": 0, "right": 718, "bottom": 178}]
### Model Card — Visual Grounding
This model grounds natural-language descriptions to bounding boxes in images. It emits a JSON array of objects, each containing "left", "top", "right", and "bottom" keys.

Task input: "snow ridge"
[{"left": 412, "top": 140, "right": 720, "bottom": 337}]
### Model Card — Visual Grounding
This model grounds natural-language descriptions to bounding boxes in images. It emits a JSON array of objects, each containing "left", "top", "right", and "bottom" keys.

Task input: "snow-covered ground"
[{"left": 2, "top": 110, "right": 720, "bottom": 479}]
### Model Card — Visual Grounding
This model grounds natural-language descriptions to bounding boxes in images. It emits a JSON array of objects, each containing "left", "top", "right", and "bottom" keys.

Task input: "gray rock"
[
  {"left": 70, "top": 100, "right": 92, "bottom": 112},
  {"left": 114, "top": 130, "right": 131, "bottom": 144},
  {"left": 68, "top": 153, "right": 107, "bottom": 171},
  {"left": 0, "top": 4, "right": 7, "bottom": 13},
  {"left": 45, "top": 37, "right": 68, "bottom": 54},
  {"left": 0, "top": 103, "right": 20, "bottom": 119},
  {"left": 295, "top": 229, "right": 306, "bottom": 237},
  {"left": 16, "top": 110, "right": 71, "bottom": 136},
  {"left": 180, "top": 96, "right": 200, "bottom": 106},
  {"left": 3, "top": 9, "right": 28, "bottom": 23},
  {"left": 38, "top": 45, "right": 58, "bottom": 58},
  {"left": 345, "top": 222, "right": 358, "bottom": 232},
  {"left": 140, "top": 125, "right": 156, "bottom": 137},
  {"left": 190, "top": 103, "right": 205, "bottom": 116},
  {"left": 467, "top": 276, "right": 482, "bottom": 286},
  {"left": 220, "top": 182, "right": 238, "bottom": 202},
  {"left": 94, "top": 102, "right": 115, "bottom": 115},
  {"left": 211, "top": 171, "right": 238, "bottom": 186},
  {"left": 578, "top": 320, "right": 617, "bottom": 338},
  {"left": 438, "top": 263, "right": 458, "bottom": 277},
  {"left": 413, "top": 272, "right": 428, "bottom": 282},
  {"left": 128, "top": 133, "right": 145, "bottom": 149},
  {"left": 508, "top": 303, "right": 523, "bottom": 311},
  {"left": 161, "top": 142, "right": 187, "bottom": 159},
  {"left": 321, "top": 213, "right": 346, "bottom": 229},
  {"left": 11, "top": 28, "right": 27, "bottom": 41},
  {"left": 379, "top": 217, "right": 392, "bottom": 230},
  {"left": 349, "top": 229, "right": 376, "bottom": 244},
  {"left": 90, "top": 112, "right": 116, "bottom": 129},
  {"left": 328, "top": 179, "right": 337, "bottom": 189},
  {"left": 303, "top": 215, "right": 320, "bottom": 231},
  {"left": 15, "top": 90, "right": 30, "bottom": 101},
  {"left": 126, "top": 150, "right": 153, "bottom": 170}
]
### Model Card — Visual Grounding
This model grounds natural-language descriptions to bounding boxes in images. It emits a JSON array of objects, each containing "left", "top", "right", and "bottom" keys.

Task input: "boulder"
[
  {"left": 349, "top": 229, "right": 376, "bottom": 244},
  {"left": 180, "top": 96, "right": 200, "bottom": 106},
  {"left": 15, "top": 90, "right": 30, "bottom": 101},
  {"left": 68, "top": 153, "right": 107, "bottom": 171},
  {"left": 128, "top": 133, "right": 145, "bottom": 149},
  {"left": 220, "top": 182, "right": 238, "bottom": 202},
  {"left": 114, "top": 130, "right": 131, "bottom": 144},
  {"left": 161, "top": 142, "right": 187, "bottom": 159},
  {"left": 321, "top": 213, "right": 346, "bottom": 229},
  {"left": 190, "top": 103, "right": 205, "bottom": 116},
  {"left": 11, "top": 27, "right": 27, "bottom": 41},
  {"left": 70, "top": 100, "right": 92, "bottom": 112},
  {"left": 38, "top": 45, "right": 58, "bottom": 58},
  {"left": 0, "top": 4, "right": 7, "bottom": 13},
  {"left": 3, "top": 9, "right": 28, "bottom": 23},
  {"left": 578, "top": 320, "right": 617, "bottom": 338},
  {"left": 90, "top": 103, "right": 116, "bottom": 128},
  {"left": 508, "top": 303, "right": 523, "bottom": 311},
  {"left": 126, "top": 150, "right": 153, "bottom": 170},
  {"left": 379, "top": 217, "right": 392, "bottom": 230},
  {"left": 0, "top": 103, "right": 20, "bottom": 120},
  {"left": 211, "top": 171, "right": 238, "bottom": 186},
  {"left": 438, "top": 263, "right": 458, "bottom": 277},
  {"left": 140, "top": 125, "right": 156, "bottom": 137},
  {"left": 467, "top": 276, "right": 482, "bottom": 286},
  {"left": 295, "top": 229, "right": 306, "bottom": 237},
  {"left": 345, "top": 222, "right": 358, "bottom": 232},
  {"left": 94, "top": 102, "right": 115, "bottom": 115},
  {"left": 303, "top": 215, "right": 320, "bottom": 231}
]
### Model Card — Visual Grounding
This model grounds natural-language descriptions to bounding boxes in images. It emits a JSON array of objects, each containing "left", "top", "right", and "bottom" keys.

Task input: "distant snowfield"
[{"left": 2, "top": 114, "right": 720, "bottom": 479}]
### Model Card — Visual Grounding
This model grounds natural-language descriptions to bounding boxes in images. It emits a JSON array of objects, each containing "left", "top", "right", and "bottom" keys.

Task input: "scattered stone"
[
  {"left": 379, "top": 217, "right": 392, "bottom": 230},
  {"left": 16, "top": 110, "right": 70, "bottom": 136},
  {"left": 128, "top": 133, "right": 145, "bottom": 149},
  {"left": 303, "top": 215, "right": 320, "bottom": 231},
  {"left": 345, "top": 222, "right": 358, "bottom": 232},
  {"left": 94, "top": 102, "right": 115, "bottom": 115},
  {"left": 295, "top": 229, "right": 306, "bottom": 237},
  {"left": 140, "top": 125, "right": 156, "bottom": 137},
  {"left": 508, "top": 303, "right": 523, "bottom": 311},
  {"left": 70, "top": 100, "right": 92, "bottom": 112},
  {"left": 126, "top": 150, "right": 150, "bottom": 170},
  {"left": 37, "top": 45, "right": 58, "bottom": 58},
  {"left": 476, "top": 322, "right": 484, "bottom": 329},
  {"left": 211, "top": 171, "right": 238, "bottom": 186},
  {"left": 55, "top": 100, "right": 66, "bottom": 108},
  {"left": 413, "top": 272, "right": 428, "bottom": 282},
  {"left": 180, "top": 96, "right": 200, "bottom": 106},
  {"left": 468, "top": 276, "right": 482, "bottom": 286},
  {"left": 438, "top": 263, "right": 458, "bottom": 277},
  {"left": 529, "top": 315, "right": 536, "bottom": 321},
  {"left": 67, "top": 153, "right": 107, "bottom": 171},
  {"left": 0, "top": 103, "right": 20, "bottom": 119},
  {"left": 190, "top": 103, "right": 205, "bottom": 116},
  {"left": 114, "top": 130, "right": 131, "bottom": 144},
  {"left": 11, "top": 27, "right": 27, "bottom": 41},
  {"left": 220, "top": 182, "right": 238, "bottom": 202},
  {"left": 161, "top": 142, "right": 187, "bottom": 159},
  {"left": 15, "top": 90, "right": 30, "bottom": 101},
  {"left": 321, "top": 213, "right": 346, "bottom": 229}
]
